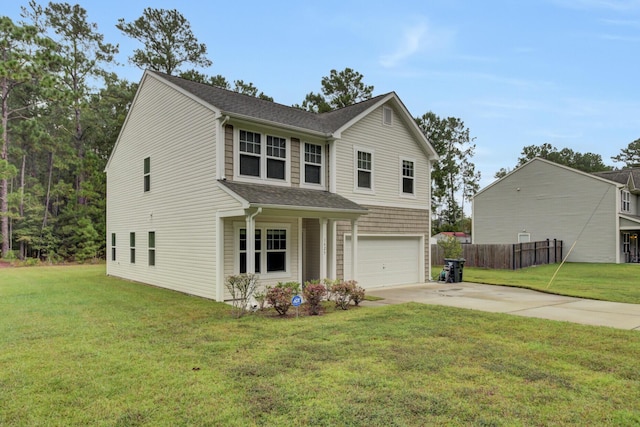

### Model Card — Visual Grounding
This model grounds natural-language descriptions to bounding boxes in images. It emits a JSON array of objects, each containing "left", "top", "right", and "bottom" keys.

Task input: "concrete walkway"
[{"left": 364, "top": 281, "right": 640, "bottom": 330}]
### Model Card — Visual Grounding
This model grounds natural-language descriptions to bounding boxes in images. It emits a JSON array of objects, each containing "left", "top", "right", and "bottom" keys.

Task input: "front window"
[
  {"left": 304, "top": 143, "right": 322, "bottom": 185},
  {"left": 622, "top": 190, "right": 630, "bottom": 212},
  {"left": 238, "top": 227, "right": 287, "bottom": 274},
  {"left": 266, "top": 229, "right": 287, "bottom": 272},
  {"left": 239, "top": 229, "right": 261, "bottom": 273},
  {"left": 357, "top": 150, "right": 372, "bottom": 189},
  {"left": 402, "top": 159, "right": 414, "bottom": 195}
]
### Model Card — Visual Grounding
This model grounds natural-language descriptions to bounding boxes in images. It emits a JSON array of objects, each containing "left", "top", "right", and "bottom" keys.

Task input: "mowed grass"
[
  {"left": 1, "top": 265, "right": 639, "bottom": 426},
  {"left": 461, "top": 262, "right": 640, "bottom": 304}
]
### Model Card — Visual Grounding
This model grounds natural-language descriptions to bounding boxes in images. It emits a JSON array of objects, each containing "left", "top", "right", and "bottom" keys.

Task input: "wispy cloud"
[
  {"left": 379, "top": 19, "right": 454, "bottom": 68},
  {"left": 552, "top": 0, "right": 640, "bottom": 11}
]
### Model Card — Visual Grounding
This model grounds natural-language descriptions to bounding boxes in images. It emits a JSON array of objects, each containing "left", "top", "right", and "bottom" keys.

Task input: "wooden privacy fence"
[{"left": 431, "top": 239, "right": 564, "bottom": 270}]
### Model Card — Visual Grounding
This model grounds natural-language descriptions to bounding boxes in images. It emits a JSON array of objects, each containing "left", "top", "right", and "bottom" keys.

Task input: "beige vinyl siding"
[
  {"left": 107, "top": 74, "right": 234, "bottom": 299},
  {"left": 222, "top": 216, "right": 300, "bottom": 300},
  {"left": 334, "top": 104, "right": 430, "bottom": 208},
  {"left": 336, "top": 206, "right": 430, "bottom": 280},
  {"left": 473, "top": 159, "right": 618, "bottom": 263}
]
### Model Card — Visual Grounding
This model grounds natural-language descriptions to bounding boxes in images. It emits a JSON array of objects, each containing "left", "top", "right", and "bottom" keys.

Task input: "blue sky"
[{"left": 5, "top": 0, "right": 640, "bottom": 189}]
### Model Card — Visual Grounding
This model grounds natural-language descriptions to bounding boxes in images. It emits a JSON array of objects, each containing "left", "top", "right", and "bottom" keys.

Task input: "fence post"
[{"left": 547, "top": 238, "right": 550, "bottom": 264}]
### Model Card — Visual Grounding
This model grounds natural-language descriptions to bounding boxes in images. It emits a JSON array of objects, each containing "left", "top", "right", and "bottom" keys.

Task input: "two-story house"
[
  {"left": 105, "top": 70, "right": 438, "bottom": 301},
  {"left": 473, "top": 157, "right": 640, "bottom": 263}
]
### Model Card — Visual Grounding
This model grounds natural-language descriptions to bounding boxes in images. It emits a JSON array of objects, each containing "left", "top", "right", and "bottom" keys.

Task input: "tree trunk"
[
  {"left": 1, "top": 75, "right": 10, "bottom": 258},
  {"left": 42, "top": 152, "right": 54, "bottom": 230},
  {"left": 19, "top": 154, "right": 25, "bottom": 260}
]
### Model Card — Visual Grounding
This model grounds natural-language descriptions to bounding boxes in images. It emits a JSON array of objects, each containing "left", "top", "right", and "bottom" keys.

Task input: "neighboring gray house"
[
  {"left": 473, "top": 157, "right": 640, "bottom": 263},
  {"left": 105, "top": 70, "right": 439, "bottom": 301}
]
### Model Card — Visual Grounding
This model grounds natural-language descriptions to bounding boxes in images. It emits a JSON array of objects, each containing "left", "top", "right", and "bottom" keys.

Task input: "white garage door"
[{"left": 344, "top": 235, "right": 422, "bottom": 289}]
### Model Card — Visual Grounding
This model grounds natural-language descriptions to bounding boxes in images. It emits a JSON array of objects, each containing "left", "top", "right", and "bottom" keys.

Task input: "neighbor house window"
[
  {"left": 144, "top": 157, "right": 150, "bottom": 192},
  {"left": 622, "top": 190, "right": 631, "bottom": 212},
  {"left": 356, "top": 150, "right": 372, "bottom": 189},
  {"left": 238, "top": 226, "right": 288, "bottom": 274},
  {"left": 148, "top": 232, "right": 155, "bottom": 266},
  {"left": 238, "top": 130, "right": 288, "bottom": 181},
  {"left": 111, "top": 233, "right": 116, "bottom": 261},
  {"left": 383, "top": 106, "right": 393, "bottom": 126},
  {"left": 401, "top": 159, "right": 415, "bottom": 195},
  {"left": 303, "top": 143, "right": 322, "bottom": 185},
  {"left": 130, "top": 232, "right": 136, "bottom": 264}
]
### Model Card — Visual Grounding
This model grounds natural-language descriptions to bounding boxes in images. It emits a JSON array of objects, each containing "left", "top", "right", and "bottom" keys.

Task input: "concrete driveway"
[{"left": 364, "top": 281, "right": 640, "bottom": 330}]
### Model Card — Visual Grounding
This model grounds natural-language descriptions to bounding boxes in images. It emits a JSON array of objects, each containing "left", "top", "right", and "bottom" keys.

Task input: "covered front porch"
[
  {"left": 215, "top": 181, "right": 367, "bottom": 301},
  {"left": 620, "top": 214, "right": 640, "bottom": 263}
]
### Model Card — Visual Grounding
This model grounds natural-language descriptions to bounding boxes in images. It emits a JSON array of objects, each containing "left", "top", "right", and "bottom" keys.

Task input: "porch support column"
[
  {"left": 328, "top": 219, "right": 336, "bottom": 279},
  {"left": 319, "top": 218, "right": 328, "bottom": 280},
  {"left": 350, "top": 219, "right": 358, "bottom": 281},
  {"left": 215, "top": 213, "right": 224, "bottom": 301},
  {"left": 245, "top": 208, "right": 261, "bottom": 274}
]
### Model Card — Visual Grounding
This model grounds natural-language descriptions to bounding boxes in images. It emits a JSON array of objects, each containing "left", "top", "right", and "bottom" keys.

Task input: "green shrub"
[
  {"left": 225, "top": 274, "right": 258, "bottom": 318},
  {"left": 276, "top": 281, "right": 301, "bottom": 295},
  {"left": 350, "top": 284, "right": 365, "bottom": 306},
  {"left": 437, "top": 235, "right": 463, "bottom": 260},
  {"left": 303, "top": 282, "right": 327, "bottom": 315},
  {"left": 266, "top": 285, "right": 294, "bottom": 316},
  {"left": 331, "top": 280, "right": 357, "bottom": 310}
]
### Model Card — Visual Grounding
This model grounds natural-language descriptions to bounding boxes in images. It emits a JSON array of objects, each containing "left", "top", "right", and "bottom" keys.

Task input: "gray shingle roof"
[
  {"left": 593, "top": 169, "right": 640, "bottom": 187},
  {"left": 219, "top": 180, "right": 367, "bottom": 213},
  {"left": 150, "top": 71, "right": 389, "bottom": 135}
]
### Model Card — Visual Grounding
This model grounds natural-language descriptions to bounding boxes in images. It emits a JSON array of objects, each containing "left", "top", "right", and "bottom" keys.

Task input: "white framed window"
[
  {"left": 302, "top": 142, "right": 323, "bottom": 186},
  {"left": 111, "top": 233, "right": 116, "bottom": 261},
  {"left": 237, "top": 129, "right": 289, "bottom": 183},
  {"left": 400, "top": 158, "right": 415, "bottom": 196},
  {"left": 130, "top": 232, "right": 136, "bottom": 264},
  {"left": 517, "top": 233, "right": 530, "bottom": 243},
  {"left": 148, "top": 231, "right": 156, "bottom": 267},
  {"left": 143, "top": 157, "right": 151, "bottom": 192},
  {"left": 383, "top": 106, "right": 393, "bottom": 126},
  {"left": 355, "top": 148, "right": 374, "bottom": 192},
  {"left": 239, "top": 130, "right": 261, "bottom": 177},
  {"left": 236, "top": 223, "right": 290, "bottom": 276},
  {"left": 621, "top": 190, "right": 631, "bottom": 212}
]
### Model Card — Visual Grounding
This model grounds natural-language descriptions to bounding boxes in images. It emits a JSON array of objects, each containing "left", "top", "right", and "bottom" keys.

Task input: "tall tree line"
[{"left": 1, "top": 2, "right": 484, "bottom": 261}]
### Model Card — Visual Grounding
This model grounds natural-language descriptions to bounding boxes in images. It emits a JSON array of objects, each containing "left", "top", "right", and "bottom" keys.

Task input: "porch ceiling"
[{"left": 620, "top": 213, "right": 640, "bottom": 230}]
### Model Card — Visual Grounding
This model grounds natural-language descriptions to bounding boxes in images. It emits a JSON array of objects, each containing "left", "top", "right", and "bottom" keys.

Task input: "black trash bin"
[{"left": 444, "top": 258, "right": 465, "bottom": 283}]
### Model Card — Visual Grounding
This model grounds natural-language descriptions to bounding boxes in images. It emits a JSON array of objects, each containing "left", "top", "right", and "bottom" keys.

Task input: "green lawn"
[
  {"left": 460, "top": 262, "right": 640, "bottom": 304},
  {"left": 1, "top": 265, "right": 639, "bottom": 426}
]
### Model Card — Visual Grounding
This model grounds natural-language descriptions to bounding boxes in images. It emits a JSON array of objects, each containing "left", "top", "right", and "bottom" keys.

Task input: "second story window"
[
  {"left": 356, "top": 150, "right": 372, "bottom": 190},
  {"left": 239, "top": 130, "right": 261, "bottom": 177},
  {"left": 622, "top": 190, "right": 631, "bottom": 212},
  {"left": 303, "top": 143, "right": 322, "bottom": 185},
  {"left": 402, "top": 159, "right": 414, "bottom": 195},
  {"left": 238, "top": 130, "right": 287, "bottom": 182},
  {"left": 266, "top": 136, "right": 286, "bottom": 179}
]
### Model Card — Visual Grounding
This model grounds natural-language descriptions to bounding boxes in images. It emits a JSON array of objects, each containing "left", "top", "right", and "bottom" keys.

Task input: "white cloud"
[{"left": 379, "top": 19, "right": 454, "bottom": 68}]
